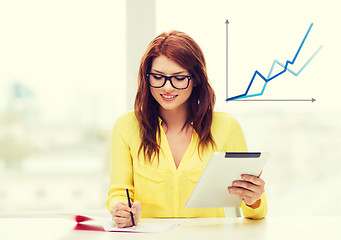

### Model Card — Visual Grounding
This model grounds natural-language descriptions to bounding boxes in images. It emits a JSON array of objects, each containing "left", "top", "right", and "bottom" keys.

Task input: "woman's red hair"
[{"left": 134, "top": 30, "right": 216, "bottom": 163}]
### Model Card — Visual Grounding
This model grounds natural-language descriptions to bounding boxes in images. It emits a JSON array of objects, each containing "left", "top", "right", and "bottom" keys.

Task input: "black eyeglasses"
[{"left": 146, "top": 73, "right": 193, "bottom": 90}]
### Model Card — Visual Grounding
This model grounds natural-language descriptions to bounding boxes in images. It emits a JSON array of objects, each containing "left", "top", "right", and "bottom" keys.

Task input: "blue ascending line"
[{"left": 226, "top": 23, "right": 323, "bottom": 101}]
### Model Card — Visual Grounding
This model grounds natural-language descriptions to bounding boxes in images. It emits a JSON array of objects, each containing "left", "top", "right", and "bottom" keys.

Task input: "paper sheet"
[{"left": 61, "top": 214, "right": 180, "bottom": 233}]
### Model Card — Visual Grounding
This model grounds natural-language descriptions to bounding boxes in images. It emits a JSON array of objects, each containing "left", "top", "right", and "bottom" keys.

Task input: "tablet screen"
[{"left": 185, "top": 152, "right": 269, "bottom": 208}]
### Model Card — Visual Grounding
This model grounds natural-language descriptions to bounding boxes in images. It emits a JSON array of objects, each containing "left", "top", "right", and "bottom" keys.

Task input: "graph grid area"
[{"left": 226, "top": 23, "right": 323, "bottom": 101}]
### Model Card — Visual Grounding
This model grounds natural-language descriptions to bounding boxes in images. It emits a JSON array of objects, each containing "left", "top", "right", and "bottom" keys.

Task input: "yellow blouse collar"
[{"left": 158, "top": 116, "right": 193, "bottom": 126}]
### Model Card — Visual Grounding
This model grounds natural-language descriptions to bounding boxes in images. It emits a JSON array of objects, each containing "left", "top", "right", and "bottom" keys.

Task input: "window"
[{"left": 0, "top": 1, "right": 126, "bottom": 212}]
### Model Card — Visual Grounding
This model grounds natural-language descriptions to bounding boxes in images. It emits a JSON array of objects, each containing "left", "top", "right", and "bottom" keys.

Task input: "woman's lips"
[{"left": 161, "top": 94, "right": 177, "bottom": 101}]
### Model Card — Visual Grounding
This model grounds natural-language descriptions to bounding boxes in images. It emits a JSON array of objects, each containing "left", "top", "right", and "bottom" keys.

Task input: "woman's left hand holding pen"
[{"left": 110, "top": 201, "right": 142, "bottom": 228}]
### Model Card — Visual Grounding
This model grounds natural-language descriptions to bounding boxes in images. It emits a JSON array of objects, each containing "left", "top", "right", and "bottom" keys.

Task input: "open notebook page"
[{"left": 61, "top": 214, "right": 180, "bottom": 233}]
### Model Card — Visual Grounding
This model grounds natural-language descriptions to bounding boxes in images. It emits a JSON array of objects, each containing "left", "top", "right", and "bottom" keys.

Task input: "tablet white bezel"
[{"left": 185, "top": 152, "right": 269, "bottom": 208}]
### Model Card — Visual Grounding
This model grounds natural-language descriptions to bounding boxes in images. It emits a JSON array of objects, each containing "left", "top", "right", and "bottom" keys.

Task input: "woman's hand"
[
  {"left": 228, "top": 174, "right": 265, "bottom": 208},
  {"left": 110, "top": 201, "right": 142, "bottom": 228}
]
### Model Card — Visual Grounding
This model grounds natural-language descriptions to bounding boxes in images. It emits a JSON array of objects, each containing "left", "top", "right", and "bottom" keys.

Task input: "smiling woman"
[
  {"left": 107, "top": 30, "right": 267, "bottom": 228},
  {"left": 135, "top": 31, "right": 216, "bottom": 163}
]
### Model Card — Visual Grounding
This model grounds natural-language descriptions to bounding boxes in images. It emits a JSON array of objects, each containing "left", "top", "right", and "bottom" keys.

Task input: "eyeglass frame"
[{"left": 146, "top": 73, "right": 193, "bottom": 90}]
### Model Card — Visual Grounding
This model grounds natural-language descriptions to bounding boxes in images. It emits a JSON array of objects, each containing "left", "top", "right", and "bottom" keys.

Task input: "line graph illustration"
[{"left": 226, "top": 22, "right": 323, "bottom": 102}]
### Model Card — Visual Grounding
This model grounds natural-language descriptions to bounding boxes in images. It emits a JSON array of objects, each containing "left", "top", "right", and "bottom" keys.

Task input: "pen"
[{"left": 126, "top": 189, "right": 136, "bottom": 228}]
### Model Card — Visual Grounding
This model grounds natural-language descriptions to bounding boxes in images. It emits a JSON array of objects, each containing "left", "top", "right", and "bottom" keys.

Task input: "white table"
[{"left": 1, "top": 216, "right": 340, "bottom": 240}]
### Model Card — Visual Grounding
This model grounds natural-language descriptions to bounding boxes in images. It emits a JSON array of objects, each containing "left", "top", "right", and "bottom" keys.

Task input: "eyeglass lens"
[{"left": 148, "top": 74, "right": 190, "bottom": 89}]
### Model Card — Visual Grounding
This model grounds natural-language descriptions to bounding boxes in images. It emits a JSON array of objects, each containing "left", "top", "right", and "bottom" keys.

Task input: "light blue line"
[
  {"left": 268, "top": 45, "right": 323, "bottom": 78},
  {"left": 237, "top": 45, "right": 323, "bottom": 100}
]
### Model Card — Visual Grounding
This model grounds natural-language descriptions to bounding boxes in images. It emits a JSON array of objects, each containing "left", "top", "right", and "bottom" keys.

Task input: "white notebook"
[{"left": 61, "top": 214, "right": 180, "bottom": 233}]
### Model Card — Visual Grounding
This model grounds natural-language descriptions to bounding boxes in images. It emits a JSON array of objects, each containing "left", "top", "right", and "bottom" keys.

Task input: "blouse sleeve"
[{"left": 106, "top": 114, "right": 134, "bottom": 211}]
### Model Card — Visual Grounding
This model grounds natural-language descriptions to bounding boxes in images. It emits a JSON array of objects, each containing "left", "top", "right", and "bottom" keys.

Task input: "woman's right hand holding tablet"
[{"left": 110, "top": 201, "right": 142, "bottom": 228}]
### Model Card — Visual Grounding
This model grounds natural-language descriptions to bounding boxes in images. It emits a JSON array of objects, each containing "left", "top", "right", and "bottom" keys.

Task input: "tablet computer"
[{"left": 185, "top": 152, "right": 269, "bottom": 208}]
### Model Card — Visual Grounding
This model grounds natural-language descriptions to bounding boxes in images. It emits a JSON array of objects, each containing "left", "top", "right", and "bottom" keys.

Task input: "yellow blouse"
[{"left": 107, "top": 111, "right": 267, "bottom": 219}]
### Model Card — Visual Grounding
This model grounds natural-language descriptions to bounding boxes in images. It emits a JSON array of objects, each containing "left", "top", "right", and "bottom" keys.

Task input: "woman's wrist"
[{"left": 246, "top": 199, "right": 261, "bottom": 209}]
